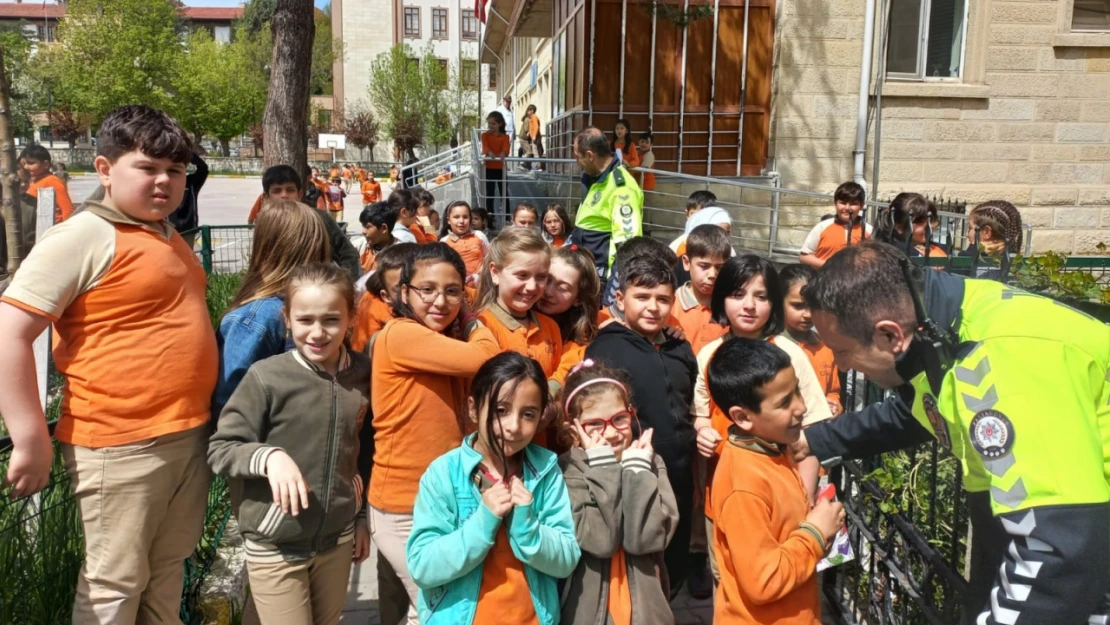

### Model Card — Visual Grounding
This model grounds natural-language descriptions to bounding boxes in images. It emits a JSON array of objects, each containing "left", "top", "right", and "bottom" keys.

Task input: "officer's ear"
[{"left": 873, "top": 319, "right": 910, "bottom": 355}]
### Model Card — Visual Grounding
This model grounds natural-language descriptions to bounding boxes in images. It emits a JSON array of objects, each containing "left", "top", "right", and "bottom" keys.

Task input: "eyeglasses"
[
  {"left": 406, "top": 284, "right": 464, "bottom": 304},
  {"left": 579, "top": 410, "right": 635, "bottom": 436}
]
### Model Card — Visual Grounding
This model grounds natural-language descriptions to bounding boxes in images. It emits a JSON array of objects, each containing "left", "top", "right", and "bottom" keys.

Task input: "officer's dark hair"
[
  {"left": 614, "top": 236, "right": 678, "bottom": 272},
  {"left": 619, "top": 256, "right": 676, "bottom": 292},
  {"left": 708, "top": 337, "right": 794, "bottom": 414},
  {"left": 685, "top": 224, "right": 732, "bottom": 261},
  {"left": 19, "top": 144, "right": 51, "bottom": 163},
  {"left": 802, "top": 241, "right": 917, "bottom": 345},
  {"left": 360, "top": 201, "right": 396, "bottom": 230},
  {"left": 834, "top": 181, "right": 865, "bottom": 206},
  {"left": 711, "top": 254, "right": 784, "bottom": 337},
  {"left": 262, "top": 165, "right": 302, "bottom": 194},
  {"left": 575, "top": 127, "right": 612, "bottom": 158},
  {"left": 686, "top": 190, "right": 718, "bottom": 213},
  {"left": 388, "top": 188, "right": 419, "bottom": 217}
]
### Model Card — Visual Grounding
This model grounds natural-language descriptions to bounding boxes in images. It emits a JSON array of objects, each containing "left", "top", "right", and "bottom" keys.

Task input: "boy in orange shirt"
[
  {"left": 0, "top": 105, "right": 218, "bottom": 624},
  {"left": 799, "top": 181, "right": 871, "bottom": 269},
  {"left": 21, "top": 144, "right": 75, "bottom": 223},
  {"left": 707, "top": 338, "right": 844, "bottom": 625},
  {"left": 778, "top": 264, "right": 842, "bottom": 416},
  {"left": 673, "top": 224, "right": 731, "bottom": 356},
  {"left": 361, "top": 173, "right": 382, "bottom": 206},
  {"left": 637, "top": 132, "right": 656, "bottom": 192}
]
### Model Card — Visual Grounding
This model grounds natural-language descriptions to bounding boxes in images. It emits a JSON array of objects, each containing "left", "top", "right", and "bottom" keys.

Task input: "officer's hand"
[{"left": 806, "top": 498, "right": 845, "bottom": 545}]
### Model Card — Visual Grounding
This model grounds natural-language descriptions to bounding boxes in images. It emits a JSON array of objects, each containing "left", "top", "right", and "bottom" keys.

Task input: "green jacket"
[{"left": 568, "top": 158, "right": 644, "bottom": 279}]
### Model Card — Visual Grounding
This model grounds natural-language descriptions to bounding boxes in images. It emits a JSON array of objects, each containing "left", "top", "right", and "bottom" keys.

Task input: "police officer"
[
  {"left": 793, "top": 241, "right": 1109, "bottom": 625},
  {"left": 566, "top": 127, "right": 644, "bottom": 296}
]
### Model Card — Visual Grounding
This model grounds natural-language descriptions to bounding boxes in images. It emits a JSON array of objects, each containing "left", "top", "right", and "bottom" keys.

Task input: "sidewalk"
[{"left": 338, "top": 546, "right": 715, "bottom": 625}]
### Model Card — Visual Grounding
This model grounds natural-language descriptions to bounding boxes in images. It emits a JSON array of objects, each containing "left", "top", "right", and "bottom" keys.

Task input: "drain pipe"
[{"left": 852, "top": 0, "right": 878, "bottom": 188}]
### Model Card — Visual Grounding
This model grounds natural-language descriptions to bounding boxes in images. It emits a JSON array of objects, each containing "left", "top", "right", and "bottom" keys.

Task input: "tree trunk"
[
  {"left": 220, "top": 137, "right": 231, "bottom": 157},
  {"left": 263, "top": 0, "right": 315, "bottom": 183},
  {"left": 0, "top": 44, "right": 24, "bottom": 278}
]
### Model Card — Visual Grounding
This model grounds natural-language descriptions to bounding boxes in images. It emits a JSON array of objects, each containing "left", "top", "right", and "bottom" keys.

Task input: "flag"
[{"left": 476, "top": 0, "right": 487, "bottom": 24}]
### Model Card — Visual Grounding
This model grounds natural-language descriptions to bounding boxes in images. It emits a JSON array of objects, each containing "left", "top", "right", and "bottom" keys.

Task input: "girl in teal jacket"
[{"left": 406, "top": 352, "right": 581, "bottom": 625}]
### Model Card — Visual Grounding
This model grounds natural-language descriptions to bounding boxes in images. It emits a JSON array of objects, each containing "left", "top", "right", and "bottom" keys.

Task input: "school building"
[{"left": 480, "top": 0, "right": 1110, "bottom": 254}]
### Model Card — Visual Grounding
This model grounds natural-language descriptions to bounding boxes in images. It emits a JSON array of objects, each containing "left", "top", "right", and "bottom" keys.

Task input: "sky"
[{"left": 185, "top": 0, "right": 331, "bottom": 8}]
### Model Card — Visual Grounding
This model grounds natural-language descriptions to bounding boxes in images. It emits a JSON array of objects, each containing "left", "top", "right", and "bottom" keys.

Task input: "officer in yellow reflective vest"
[{"left": 794, "top": 241, "right": 1110, "bottom": 625}]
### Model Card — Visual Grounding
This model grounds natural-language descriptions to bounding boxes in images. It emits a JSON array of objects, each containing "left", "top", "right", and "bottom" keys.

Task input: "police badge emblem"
[
  {"left": 619, "top": 205, "right": 633, "bottom": 218},
  {"left": 922, "top": 393, "right": 951, "bottom": 449},
  {"left": 592, "top": 190, "right": 602, "bottom": 204},
  {"left": 969, "top": 410, "right": 1014, "bottom": 459}
]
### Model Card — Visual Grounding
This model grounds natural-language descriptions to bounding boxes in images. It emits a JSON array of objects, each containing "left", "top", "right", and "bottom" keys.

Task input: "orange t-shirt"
[
  {"left": 796, "top": 337, "right": 841, "bottom": 414},
  {"left": 28, "top": 174, "right": 75, "bottom": 224},
  {"left": 369, "top": 318, "right": 500, "bottom": 512},
  {"left": 671, "top": 283, "right": 729, "bottom": 357},
  {"left": 482, "top": 132, "right": 511, "bottom": 170},
  {"left": 352, "top": 293, "right": 393, "bottom": 352},
  {"left": 409, "top": 223, "right": 436, "bottom": 244},
  {"left": 614, "top": 139, "right": 640, "bottom": 168},
  {"left": 444, "top": 232, "right": 486, "bottom": 275},
  {"left": 472, "top": 527, "right": 541, "bottom": 625},
  {"left": 361, "top": 179, "right": 382, "bottom": 205},
  {"left": 551, "top": 340, "right": 587, "bottom": 387},
  {"left": 357, "top": 169, "right": 368, "bottom": 182},
  {"left": 800, "top": 219, "right": 871, "bottom": 261}
]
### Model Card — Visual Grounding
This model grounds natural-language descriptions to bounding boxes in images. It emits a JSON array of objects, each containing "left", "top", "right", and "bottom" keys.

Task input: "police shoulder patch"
[
  {"left": 592, "top": 190, "right": 602, "bottom": 204},
  {"left": 969, "top": 409, "right": 1014, "bottom": 459},
  {"left": 619, "top": 204, "right": 633, "bottom": 218}
]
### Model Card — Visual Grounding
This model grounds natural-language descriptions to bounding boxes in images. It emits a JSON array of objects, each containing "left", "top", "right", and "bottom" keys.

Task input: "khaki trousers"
[
  {"left": 248, "top": 541, "right": 353, "bottom": 625},
  {"left": 63, "top": 426, "right": 211, "bottom": 625},
  {"left": 369, "top": 506, "right": 420, "bottom": 625}
]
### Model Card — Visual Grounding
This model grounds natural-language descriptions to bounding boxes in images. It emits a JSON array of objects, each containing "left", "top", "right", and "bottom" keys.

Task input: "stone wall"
[{"left": 771, "top": 0, "right": 1110, "bottom": 253}]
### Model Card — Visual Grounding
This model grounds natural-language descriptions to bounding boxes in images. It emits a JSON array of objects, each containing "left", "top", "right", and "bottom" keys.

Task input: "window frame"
[
  {"left": 461, "top": 59, "right": 479, "bottom": 88},
  {"left": 403, "top": 6, "right": 421, "bottom": 39},
  {"left": 461, "top": 9, "right": 479, "bottom": 40},
  {"left": 885, "top": 0, "right": 970, "bottom": 83},
  {"left": 431, "top": 7, "right": 449, "bottom": 40}
]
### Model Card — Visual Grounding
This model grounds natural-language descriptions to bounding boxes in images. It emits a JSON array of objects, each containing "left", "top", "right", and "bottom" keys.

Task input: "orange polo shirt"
[
  {"left": 711, "top": 431, "right": 824, "bottom": 625},
  {"left": 671, "top": 283, "right": 728, "bottom": 357},
  {"left": 409, "top": 223, "right": 435, "bottom": 244},
  {"left": 28, "top": 174, "right": 75, "bottom": 223},
  {"left": 444, "top": 232, "right": 487, "bottom": 275},
  {"left": 369, "top": 318, "right": 500, "bottom": 513},
  {"left": 614, "top": 139, "right": 640, "bottom": 168},
  {"left": 482, "top": 132, "right": 511, "bottom": 170},
  {"left": 793, "top": 335, "right": 841, "bottom": 414},
  {"left": 799, "top": 218, "right": 872, "bottom": 261},
  {"left": 361, "top": 179, "right": 382, "bottom": 205},
  {"left": 551, "top": 340, "right": 587, "bottom": 387},
  {"left": 478, "top": 304, "right": 562, "bottom": 378},
  {"left": 352, "top": 293, "right": 394, "bottom": 352},
  {"left": 1, "top": 202, "right": 218, "bottom": 447}
]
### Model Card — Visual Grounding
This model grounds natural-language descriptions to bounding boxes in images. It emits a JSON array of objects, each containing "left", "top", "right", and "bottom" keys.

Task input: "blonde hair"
[
  {"left": 231, "top": 199, "right": 331, "bottom": 310},
  {"left": 475, "top": 227, "right": 551, "bottom": 311},
  {"left": 283, "top": 262, "right": 357, "bottom": 316}
]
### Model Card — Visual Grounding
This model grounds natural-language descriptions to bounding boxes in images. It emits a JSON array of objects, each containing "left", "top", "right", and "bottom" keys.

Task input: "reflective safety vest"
[{"left": 571, "top": 163, "right": 644, "bottom": 279}]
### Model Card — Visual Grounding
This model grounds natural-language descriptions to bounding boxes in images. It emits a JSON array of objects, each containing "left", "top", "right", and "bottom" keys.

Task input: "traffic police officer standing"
[{"left": 794, "top": 241, "right": 1109, "bottom": 625}]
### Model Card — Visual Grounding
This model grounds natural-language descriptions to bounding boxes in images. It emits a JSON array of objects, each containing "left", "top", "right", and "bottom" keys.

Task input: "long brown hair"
[
  {"left": 550, "top": 246, "right": 600, "bottom": 343},
  {"left": 475, "top": 227, "right": 551, "bottom": 312},
  {"left": 230, "top": 199, "right": 331, "bottom": 310}
]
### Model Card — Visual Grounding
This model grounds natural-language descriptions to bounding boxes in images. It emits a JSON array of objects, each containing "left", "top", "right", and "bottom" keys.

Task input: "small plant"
[{"left": 1011, "top": 246, "right": 1110, "bottom": 305}]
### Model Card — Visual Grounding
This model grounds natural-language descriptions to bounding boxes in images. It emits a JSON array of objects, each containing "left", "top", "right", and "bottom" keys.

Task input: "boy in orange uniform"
[
  {"left": 637, "top": 132, "right": 656, "bottom": 192},
  {"left": 21, "top": 144, "right": 75, "bottom": 223},
  {"left": 707, "top": 338, "right": 844, "bottom": 625},
  {"left": 799, "top": 181, "right": 871, "bottom": 269},
  {"left": 361, "top": 173, "right": 382, "bottom": 206},
  {"left": 778, "top": 264, "right": 841, "bottom": 416},
  {"left": 672, "top": 224, "right": 731, "bottom": 356},
  {"left": 0, "top": 105, "right": 218, "bottom": 624}
]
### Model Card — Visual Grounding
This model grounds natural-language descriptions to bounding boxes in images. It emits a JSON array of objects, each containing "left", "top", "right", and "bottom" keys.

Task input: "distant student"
[
  {"left": 542, "top": 203, "right": 572, "bottom": 247},
  {"left": 672, "top": 224, "right": 731, "bottom": 356},
  {"left": 0, "top": 105, "right": 216, "bottom": 622},
  {"left": 611, "top": 118, "right": 641, "bottom": 168},
  {"left": 389, "top": 165, "right": 400, "bottom": 185},
  {"left": 512, "top": 202, "right": 541, "bottom": 229},
  {"left": 877, "top": 192, "right": 948, "bottom": 260},
  {"left": 361, "top": 172, "right": 383, "bottom": 206},
  {"left": 520, "top": 104, "right": 541, "bottom": 169},
  {"left": 209, "top": 263, "right": 372, "bottom": 625},
  {"left": 638, "top": 132, "right": 656, "bottom": 192},
  {"left": 707, "top": 338, "right": 844, "bottom": 625},
  {"left": 388, "top": 188, "right": 420, "bottom": 244},
  {"left": 557, "top": 361, "right": 679, "bottom": 625},
  {"left": 585, "top": 256, "right": 698, "bottom": 594},
  {"left": 777, "top": 264, "right": 841, "bottom": 417},
  {"left": 537, "top": 245, "right": 601, "bottom": 388},
  {"left": 440, "top": 200, "right": 489, "bottom": 277},
  {"left": 359, "top": 201, "right": 398, "bottom": 274},
  {"left": 20, "top": 144, "right": 75, "bottom": 223},
  {"left": 482, "top": 111, "right": 511, "bottom": 219},
  {"left": 351, "top": 243, "right": 417, "bottom": 352},
  {"left": 426, "top": 208, "right": 440, "bottom": 235},
  {"left": 414, "top": 188, "right": 438, "bottom": 242},
  {"left": 326, "top": 177, "right": 347, "bottom": 222},
  {"left": 799, "top": 181, "right": 870, "bottom": 268},
  {"left": 406, "top": 352, "right": 580, "bottom": 625},
  {"left": 671, "top": 206, "right": 732, "bottom": 285},
  {"left": 341, "top": 164, "right": 353, "bottom": 192},
  {"left": 471, "top": 206, "right": 490, "bottom": 239}
]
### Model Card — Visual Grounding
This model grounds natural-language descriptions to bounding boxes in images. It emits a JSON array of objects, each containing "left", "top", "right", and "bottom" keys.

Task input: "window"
[
  {"left": 437, "top": 58, "right": 449, "bottom": 75},
  {"left": 886, "top": 0, "right": 968, "bottom": 80},
  {"left": 432, "top": 8, "right": 449, "bottom": 39},
  {"left": 1073, "top": 0, "right": 1110, "bottom": 30},
  {"left": 407, "top": 57, "right": 421, "bottom": 72},
  {"left": 462, "top": 10, "right": 479, "bottom": 39},
  {"left": 214, "top": 25, "right": 231, "bottom": 43},
  {"left": 462, "top": 59, "right": 479, "bottom": 88},
  {"left": 488, "top": 64, "right": 498, "bottom": 90},
  {"left": 404, "top": 6, "right": 421, "bottom": 38},
  {"left": 38, "top": 126, "right": 53, "bottom": 143}
]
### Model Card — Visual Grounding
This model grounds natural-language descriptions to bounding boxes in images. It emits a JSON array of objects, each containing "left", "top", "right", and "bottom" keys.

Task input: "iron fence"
[{"left": 185, "top": 225, "right": 255, "bottom": 275}]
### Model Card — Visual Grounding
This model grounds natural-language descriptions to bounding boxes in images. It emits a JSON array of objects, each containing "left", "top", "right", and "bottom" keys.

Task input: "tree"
[
  {"left": 262, "top": 0, "right": 315, "bottom": 177},
  {"left": 238, "top": 0, "right": 339, "bottom": 97},
  {"left": 0, "top": 44, "right": 23, "bottom": 276},
  {"left": 310, "top": 10, "right": 340, "bottom": 96},
  {"left": 46, "top": 106, "right": 90, "bottom": 162},
  {"left": 445, "top": 56, "right": 481, "bottom": 145},
  {"left": 0, "top": 25, "right": 39, "bottom": 142},
  {"left": 345, "top": 100, "right": 380, "bottom": 160}
]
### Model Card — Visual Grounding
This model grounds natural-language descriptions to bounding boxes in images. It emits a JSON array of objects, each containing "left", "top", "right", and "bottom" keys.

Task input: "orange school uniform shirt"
[
  {"left": 672, "top": 283, "right": 729, "bottom": 357},
  {"left": 482, "top": 132, "right": 511, "bottom": 169},
  {"left": 789, "top": 334, "right": 841, "bottom": 414},
  {"left": 361, "top": 179, "right": 382, "bottom": 205},
  {"left": 352, "top": 293, "right": 394, "bottom": 352},
  {"left": 28, "top": 174, "right": 75, "bottom": 223},
  {"left": 0, "top": 202, "right": 218, "bottom": 447},
  {"left": 478, "top": 305, "right": 563, "bottom": 377},
  {"left": 443, "top": 231, "right": 487, "bottom": 275},
  {"left": 551, "top": 340, "right": 587, "bottom": 387},
  {"left": 799, "top": 218, "right": 873, "bottom": 262},
  {"left": 711, "top": 430, "right": 824, "bottom": 625},
  {"left": 369, "top": 318, "right": 500, "bottom": 513},
  {"left": 472, "top": 521, "right": 541, "bottom": 625},
  {"left": 614, "top": 139, "right": 640, "bottom": 168}
]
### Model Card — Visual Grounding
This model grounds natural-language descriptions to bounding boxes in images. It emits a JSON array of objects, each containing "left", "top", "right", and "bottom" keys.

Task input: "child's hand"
[
  {"left": 266, "top": 450, "right": 310, "bottom": 517},
  {"left": 4, "top": 432, "right": 54, "bottom": 499},
  {"left": 628, "top": 428, "right": 655, "bottom": 457},
  {"left": 353, "top": 518, "right": 371, "bottom": 563},
  {"left": 827, "top": 400, "right": 842, "bottom": 417},
  {"left": 482, "top": 481, "right": 514, "bottom": 518},
  {"left": 696, "top": 426, "right": 722, "bottom": 458},
  {"left": 508, "top": 476, "right": 533, "bottom": 507},
  {"left": 805, "top": 497, "right": 846, "bottom": 544},
  {"left": 661, "top": 325, "right": 687, "bottom": 342},
  {"left": 572, "top": 419, "right": 607, "bottom": 450}
]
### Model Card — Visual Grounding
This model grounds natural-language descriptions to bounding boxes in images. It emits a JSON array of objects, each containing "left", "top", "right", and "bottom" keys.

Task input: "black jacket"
[{"left": 168, "top": 153, "right": 208, "bottom": 233}]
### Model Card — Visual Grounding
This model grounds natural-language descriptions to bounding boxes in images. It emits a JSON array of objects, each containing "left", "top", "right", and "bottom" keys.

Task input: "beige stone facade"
[{"left": 772, "top": 0, "right": 1110, "bottom": 253}]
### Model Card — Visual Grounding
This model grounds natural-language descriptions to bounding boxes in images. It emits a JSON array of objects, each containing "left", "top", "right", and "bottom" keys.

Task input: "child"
[
  {"left": 707, "top": 338, "right": 845, "bottom": 625},
  {"left": 513, "top": 202, "right": 541, "bottom": 229},
  {"left": 352, "top": 242, "right": 417, "bottom": 352},
  {"left": 962, "top": 200, "right": 1024, "bottom": 258},
  {"left": 599, "top": 235, "right": 680, "bottom": 318},
  {"left": 520, "top": 104, "right": 541, "bottom": 168},
  {"left": 20, "top": 144, "right": 75, "bottom": 223},
  {"left": 537, "top": 245, "right": 601, "bottom": 388},
  {"left": 542, "top": 203, "right": 572, "bottom": 247},
  {"left": 388, "top": 188, "right": 421, "bottom": 244},
  {"left": 668, "top": 191, "right": 721, "bottom": 254},
  {"left": 209, "top": 263, "right": 372, "bottom": 625},
  {"left": 406, "top": 352, "right": 580, "bottom": 625},
  {"left": 440, "top": 200, "right": 489, "bottom": 277},
  {"left": 471, "top": 206, "right": 490, "bottom": 238},
  {"left": 389, "top": 164, "right": 401, "bottom": 185},
  {"left": 669, "top": 205, "right": 732, "bottom": 264},
  {"left": 637, "top": 132, "right": 656, "bottom": 192},
  {"left": 0, "top": 105, "right": 216, "bottom": 621},
  {"left": 427, "top": 208, "right": 441, "bottom": 234},
  {"left": 326, "top": 176, "right": 347, "bottom": 223},
  {"left": 369, "top": 243, "right": 501, "bottom": 625},
  {"left": 799, "top": 181, "right": 870, "bottom": 269},
  {"left": 482, "top": 111, "right": 511, "bottom": 219},
  {"left": 361, "top": 171, "right": 383, "bottom": 206},
  {"left": 673, "top": 224, "right": 731, "bottom": 356},
  {"left": 778, "top": 264, "right": 841, "bottom": 417},
  {"left": 213, "top": 200, "right": 332, "bottom": 418},
  {"left": 359, "top": 201, "right": 398, "bottom": 274},
  {"left": 341, "top": 163, "right": 353, "bottom": 192},
  {"left": 557, "top": 361, "right": 678, "bottom": 625},
  {"left": 611, "top": 118, "right": 641, "bottom": 168},
  {"left": 415, "top": 187, "right": 439, "bottom": 242},
  {"left": 584, "top": 255, "right": 698, "bottom": 594},
  {"left": 878, "top": 192, "right": 948, "bottom": 260}
]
